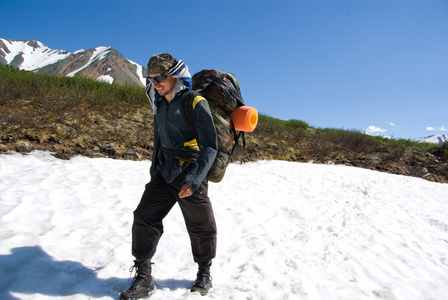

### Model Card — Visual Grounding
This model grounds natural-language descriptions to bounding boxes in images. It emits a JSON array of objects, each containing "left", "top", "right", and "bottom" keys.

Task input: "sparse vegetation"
[{"left": 1, "top": 65, "right": 447, "bottom": 183}]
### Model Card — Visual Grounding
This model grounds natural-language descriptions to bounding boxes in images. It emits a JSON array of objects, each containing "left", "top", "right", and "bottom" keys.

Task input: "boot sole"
[
  {"left": 118, "top": 286, "right": 156, "bottom": 300},
  {"left": 191, "top": 285, "right": 211, "bottom": 296}
]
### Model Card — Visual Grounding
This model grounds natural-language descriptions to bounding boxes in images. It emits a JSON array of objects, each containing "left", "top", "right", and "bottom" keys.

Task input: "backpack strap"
[
  {"left": 161, "top": 146, "right": 200, "bottom": 163},
  {"left": 183, "top": 91, "right": 207, "bottom": 147},
  {"left": 231, "top": 130, "right": 245, "bottom": 156},
  {"left": 182, "top": 91, "right": 197, "bottom": 128}
]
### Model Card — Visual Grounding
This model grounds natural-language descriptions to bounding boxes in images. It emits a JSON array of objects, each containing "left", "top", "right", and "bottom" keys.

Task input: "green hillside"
[{"left": 1, "top": 65, "right": 447, "bottom": 183}]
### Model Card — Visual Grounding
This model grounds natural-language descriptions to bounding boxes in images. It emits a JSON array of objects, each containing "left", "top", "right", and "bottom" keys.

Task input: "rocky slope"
[{"left": 1, "top": 97, "right": 447, "bottom": 184}]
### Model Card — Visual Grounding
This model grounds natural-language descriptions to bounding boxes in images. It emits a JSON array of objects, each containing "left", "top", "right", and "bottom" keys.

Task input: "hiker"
[{"left": 119, "top": 53, "right": 218, "bottom": 299}]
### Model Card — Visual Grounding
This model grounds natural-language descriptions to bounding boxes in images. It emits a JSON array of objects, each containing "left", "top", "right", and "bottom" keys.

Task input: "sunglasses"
[{"left": 148, "top": 74, "right": 167, "bottom": 84}]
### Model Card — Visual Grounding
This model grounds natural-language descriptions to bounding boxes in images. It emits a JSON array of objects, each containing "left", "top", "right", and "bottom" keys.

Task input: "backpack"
[{"left": 184, "top": 69, "right": 246, "bottom": 183}]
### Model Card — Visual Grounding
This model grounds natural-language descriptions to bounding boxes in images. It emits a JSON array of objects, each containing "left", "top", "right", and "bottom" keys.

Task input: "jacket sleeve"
[{"left": 182, "top": 96, "right": 218, "bottom": 191}]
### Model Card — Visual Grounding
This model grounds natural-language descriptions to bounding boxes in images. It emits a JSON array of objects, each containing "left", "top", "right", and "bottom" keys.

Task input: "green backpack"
[{"left": 184, "top": 69, "right": 246, "bottom": 183}]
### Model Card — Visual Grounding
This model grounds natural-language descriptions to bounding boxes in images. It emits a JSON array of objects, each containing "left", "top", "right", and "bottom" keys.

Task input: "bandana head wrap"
[{"left": 145, "top": 53, "right": 192, "bottom": 114}]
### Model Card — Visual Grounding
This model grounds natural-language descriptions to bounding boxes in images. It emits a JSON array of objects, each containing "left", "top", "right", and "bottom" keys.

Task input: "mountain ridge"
[
  {"left": 0, "top": 38, "right": 146, "bottom": 87},
  {"left": 413, "top": 134, "right": 448, "bottom": 146}
]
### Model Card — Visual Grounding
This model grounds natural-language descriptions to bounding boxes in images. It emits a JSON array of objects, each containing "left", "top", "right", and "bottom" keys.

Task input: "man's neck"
[{"left": 165, "top": 91, "right": 174, "bottom": 103}]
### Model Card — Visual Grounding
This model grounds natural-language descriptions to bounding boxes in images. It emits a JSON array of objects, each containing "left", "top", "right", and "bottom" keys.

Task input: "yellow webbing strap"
[{"left": 192, "top": 95, "right": 207, "bottom": 109}]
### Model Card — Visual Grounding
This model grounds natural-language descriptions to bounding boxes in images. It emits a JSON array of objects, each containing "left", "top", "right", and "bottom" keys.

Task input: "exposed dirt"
[{"left": 1, "top": 98, "right": 447, "bottom": 184}]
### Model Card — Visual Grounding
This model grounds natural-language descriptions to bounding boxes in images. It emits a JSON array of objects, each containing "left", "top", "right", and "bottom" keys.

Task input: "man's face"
[{"left": 149, "top": 74, "right": 176, "bottom": 98}]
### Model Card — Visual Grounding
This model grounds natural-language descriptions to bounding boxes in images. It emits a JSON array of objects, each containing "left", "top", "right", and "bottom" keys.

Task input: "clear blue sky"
[{"left": 1, "top": 0, "right": 447, "bottom": 139}]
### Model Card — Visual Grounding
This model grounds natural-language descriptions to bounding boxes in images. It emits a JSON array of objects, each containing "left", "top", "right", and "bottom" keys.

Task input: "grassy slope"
[{"left": 1, "top": 65, "right": 447, "bottom": 183}]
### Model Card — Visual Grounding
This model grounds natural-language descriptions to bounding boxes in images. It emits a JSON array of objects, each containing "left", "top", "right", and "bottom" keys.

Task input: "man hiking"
[{"left": 119, "top": 53, "right": 218, "bottom": 299}]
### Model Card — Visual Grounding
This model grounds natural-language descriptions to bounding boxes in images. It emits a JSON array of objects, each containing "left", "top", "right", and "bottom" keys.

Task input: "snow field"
[{"left": 0, "top": 151, "right": 447, "bottom": 299}]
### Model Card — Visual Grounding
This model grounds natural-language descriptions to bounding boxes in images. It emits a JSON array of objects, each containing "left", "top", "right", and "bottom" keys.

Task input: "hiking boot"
[
  {"left": 119, "top": 260, "right": 155, "bottom": 300},
  {"left": 190, "top": 261, "right": 212, "bottom": 296}
]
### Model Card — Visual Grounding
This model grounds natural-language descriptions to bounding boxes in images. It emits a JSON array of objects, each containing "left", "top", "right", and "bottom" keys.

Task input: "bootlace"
[
  {"left": 126, "top": 261, "right": 152, "bottom": 290},
  {"left": 128, "top": 261, "right": 153, "bottom": 275}
]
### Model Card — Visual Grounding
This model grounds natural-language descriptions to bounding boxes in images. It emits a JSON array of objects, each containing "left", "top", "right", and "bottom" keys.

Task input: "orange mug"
[{"left": 231, "top": 106, "right": 258, "bottom": 132}]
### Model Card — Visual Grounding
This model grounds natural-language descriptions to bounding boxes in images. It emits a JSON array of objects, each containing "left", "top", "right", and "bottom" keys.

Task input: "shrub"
[{"left": 0, "top": 64, "right": 147, "bottom": 106}]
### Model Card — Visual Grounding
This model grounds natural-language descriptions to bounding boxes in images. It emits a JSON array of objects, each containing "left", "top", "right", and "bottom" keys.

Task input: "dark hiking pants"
[{"left": 132, "top": 171, "right": 217, "bottom": 264}]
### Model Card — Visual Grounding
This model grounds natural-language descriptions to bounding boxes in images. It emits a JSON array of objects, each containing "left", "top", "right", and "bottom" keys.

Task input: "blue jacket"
[{"left": 150, "top": 90, "right": 218, "bottom": 192}]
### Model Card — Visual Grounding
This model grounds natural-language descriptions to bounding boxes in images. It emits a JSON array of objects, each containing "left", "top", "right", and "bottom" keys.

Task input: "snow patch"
[
  {"left": 67, "top": 47, "right": 111, "bottom": 77},
  {"left": 1, "top": 151, "right": 447, "bottom": 299},
  {"left": 127, "top": 58, "right": 147, "bottom": 86},
  {"left": 97, "top": 75, "right": 114, "bottom": 84}
]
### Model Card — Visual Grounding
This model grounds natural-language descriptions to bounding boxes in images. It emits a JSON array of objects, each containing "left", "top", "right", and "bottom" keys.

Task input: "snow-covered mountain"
[
  {"left": 0, "top": 38, "right": 147, "bottom": 87},
  {"left": 413, "top": 134, "right": 448, "bottom": 146}
]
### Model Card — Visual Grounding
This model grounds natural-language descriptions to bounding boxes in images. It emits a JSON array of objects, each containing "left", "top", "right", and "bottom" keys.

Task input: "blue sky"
[{"left": 1, "top": 0, "right": 447, "bottom": 139}]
